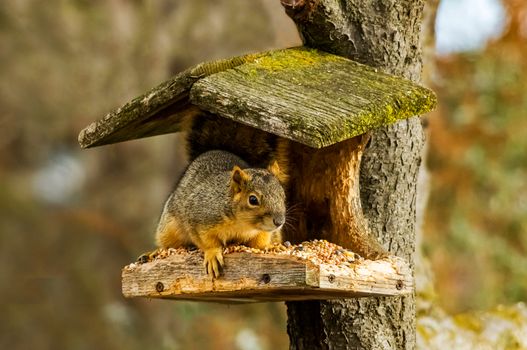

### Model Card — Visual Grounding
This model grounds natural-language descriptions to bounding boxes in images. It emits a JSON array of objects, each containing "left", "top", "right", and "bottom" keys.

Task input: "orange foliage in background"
[{"left": 426, "top": 0, "right": 527, "bottom": 312}]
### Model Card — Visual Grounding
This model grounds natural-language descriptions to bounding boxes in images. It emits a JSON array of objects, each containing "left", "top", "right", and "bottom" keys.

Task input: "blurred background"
[{"left": 1, "top": 0, "right": 525, "bottom": 349}]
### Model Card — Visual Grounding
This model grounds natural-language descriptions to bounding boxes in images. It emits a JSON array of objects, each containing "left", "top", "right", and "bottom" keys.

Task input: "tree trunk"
[{"left": 282, "top": 1, "right": 426, "bottom": 349}]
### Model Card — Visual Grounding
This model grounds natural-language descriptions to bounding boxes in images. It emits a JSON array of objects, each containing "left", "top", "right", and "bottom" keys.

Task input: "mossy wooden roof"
[{"left": 79, "top": 47, "right": 436, "bottom": 149}]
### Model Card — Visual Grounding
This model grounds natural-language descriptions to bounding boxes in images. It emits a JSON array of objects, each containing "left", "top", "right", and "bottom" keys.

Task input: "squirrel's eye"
[{"left": 248, "top": 195, "right": 259, "bottom": 206}]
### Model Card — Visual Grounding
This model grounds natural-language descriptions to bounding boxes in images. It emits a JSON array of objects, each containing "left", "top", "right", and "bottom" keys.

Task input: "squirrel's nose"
[{"left": 273, "top": 216, "right": 285, "bottom": 227}]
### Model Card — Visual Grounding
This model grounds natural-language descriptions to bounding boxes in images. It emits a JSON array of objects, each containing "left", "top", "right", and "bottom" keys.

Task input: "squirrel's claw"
[
  {"left": 204, "top": 248, "right": 224, "bottom": 278},
  {"left": 264, "top": 243, "right": 287, "bottom": 253},
  {"left": 137, "top": 248, "right": 161, "bottom": 264}
]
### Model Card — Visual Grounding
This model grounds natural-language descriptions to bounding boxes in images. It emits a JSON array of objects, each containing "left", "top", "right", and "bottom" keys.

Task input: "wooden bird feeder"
[
  {"left": 122, "top": 245, "right": 413, "bottom": 303},
  {"left": 79, "top": 46, "right": 436, "bottom": 303}
]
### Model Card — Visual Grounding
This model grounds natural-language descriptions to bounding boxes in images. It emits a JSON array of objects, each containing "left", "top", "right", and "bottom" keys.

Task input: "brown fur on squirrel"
[
  {"left": 187, "top": 114, "right": 290, "bottom": 181},
  {"left": 155, "top": 150, "right": 286, "bottom": 278},
  {"left": 183, "top": 113, "right": 388, "bottom": 260}
]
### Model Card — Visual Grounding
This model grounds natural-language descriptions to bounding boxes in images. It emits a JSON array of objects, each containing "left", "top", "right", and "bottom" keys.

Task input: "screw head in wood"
[
  {"left": 261, "top": 274, "right": 271, "bottom": 284},
  {"left": 155, "top": 281, "right": 164, "bottom": 293},
  {"left": 396, "top": 280, "right": 404, "bottom": 290},
  {"left": 328, "top": 274, "right": 336, "bottom": 283}
]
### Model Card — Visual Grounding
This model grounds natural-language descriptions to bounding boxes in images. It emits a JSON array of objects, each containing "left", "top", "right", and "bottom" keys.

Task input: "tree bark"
[{"left": 283, "top": 1, "right": 426, "bottom": 349}]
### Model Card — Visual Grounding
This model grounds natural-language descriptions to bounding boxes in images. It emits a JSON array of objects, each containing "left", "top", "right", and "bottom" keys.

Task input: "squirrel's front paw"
[
  {"left": 136, "top": 248, "right": 161, "bottom": 264},
  {"left": 203, "top": 248, "right": 224, "bottom": 278},
  {"left": 264, "top": 242, "right": 287, "bottom": 252}
]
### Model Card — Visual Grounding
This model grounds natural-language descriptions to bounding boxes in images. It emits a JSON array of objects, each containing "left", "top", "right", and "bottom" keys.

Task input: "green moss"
[
  {"left": 189, "top": 53, "right": 264, "bottom": 78},
  {"left": 192, "top": 46, "right": 437, "bottom": 147},
  {"left": 248, "top": 46, "right": 342, "bottom": 73},
  {"left": 81, "top": 44, "right": 438, "bottom": 149}
]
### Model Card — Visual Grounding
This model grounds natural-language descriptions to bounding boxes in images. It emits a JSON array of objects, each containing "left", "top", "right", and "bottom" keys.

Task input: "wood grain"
[
  {"left": 78, "top": 47, "right": 436, "bottom": 149},
  {"left": 122, "top": 251, "right": 412, "bottom": 303},
  {"left": 190, "top": 47, "right": 436, "bottom": 148},
  {"left": 78, "top": 55, "right": 261, "bottom": 148},
  {"left": 78, "top": 69, "right": 197, "bottom": 149}
]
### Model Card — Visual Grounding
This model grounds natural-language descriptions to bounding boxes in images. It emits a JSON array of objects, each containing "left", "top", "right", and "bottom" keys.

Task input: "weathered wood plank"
[
  {"left": 79, "top": 47, "right": 436, "bottom": 149},
  {"left": 78, "top": 69, "right": 196, "bottom": 148},
  {"left": 78, "top": 55, "right": 261, "bottom": 148},
  {"left": 122, "top": 250, "right": 412, "bottom": 303},
  {"left": 190, "top": 47, "right": 437, "bottom": 148}
]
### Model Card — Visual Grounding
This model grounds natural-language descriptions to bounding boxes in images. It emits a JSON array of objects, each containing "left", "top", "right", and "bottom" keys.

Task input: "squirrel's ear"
[
  {"left": 268, "top": 160, "right": 288, "bottom": 185},
  {"left": 231, "top": 166, "right": 249, "bottom": 192}
]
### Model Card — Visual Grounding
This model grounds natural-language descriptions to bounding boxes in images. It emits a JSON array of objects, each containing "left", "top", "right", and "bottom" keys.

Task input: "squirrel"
[
  {"left": 153, "top": 111, "right": 387, "bottom": 262},
  {"left": 155, "top": 150, "right": 287, "bottom": 278}
]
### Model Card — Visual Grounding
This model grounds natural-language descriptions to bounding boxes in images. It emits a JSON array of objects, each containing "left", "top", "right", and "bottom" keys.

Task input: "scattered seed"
[{"left": 126, "top": 239, "right": 363, "bottom": 270}]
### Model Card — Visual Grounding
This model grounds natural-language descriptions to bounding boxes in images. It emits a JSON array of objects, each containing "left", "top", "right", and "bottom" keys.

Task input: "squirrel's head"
[{"left": 230, "top": 161, "right": 286, "bottom": 232}]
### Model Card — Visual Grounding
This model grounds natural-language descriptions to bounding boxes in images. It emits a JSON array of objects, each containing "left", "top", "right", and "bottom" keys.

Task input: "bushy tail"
[{"left": 186, "top": 113, "right": 288, "bottom": 173}]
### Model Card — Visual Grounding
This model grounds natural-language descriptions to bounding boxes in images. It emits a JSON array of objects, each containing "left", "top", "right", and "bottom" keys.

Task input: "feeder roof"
[{"left": 79, "top": 47, "right": 436, "bottom": 149}]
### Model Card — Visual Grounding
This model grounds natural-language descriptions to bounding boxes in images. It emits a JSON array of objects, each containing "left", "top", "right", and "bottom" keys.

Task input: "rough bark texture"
[{"left": 283, "top": 1, "right": 426, "bottom": 349}]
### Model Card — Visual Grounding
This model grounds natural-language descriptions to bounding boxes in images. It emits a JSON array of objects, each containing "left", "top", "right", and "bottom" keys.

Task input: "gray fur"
[{"left": 159, "top": 150, "right": 286, "bottom": 240}]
